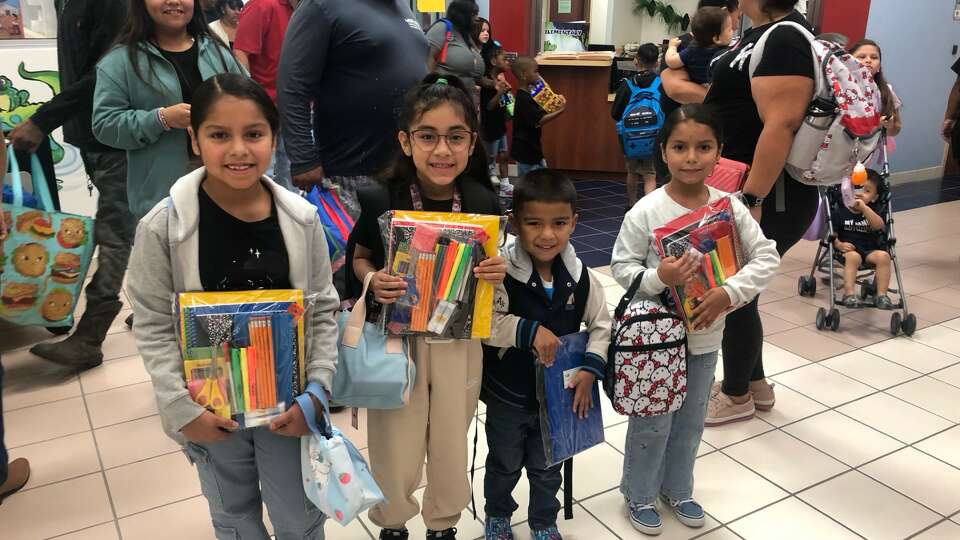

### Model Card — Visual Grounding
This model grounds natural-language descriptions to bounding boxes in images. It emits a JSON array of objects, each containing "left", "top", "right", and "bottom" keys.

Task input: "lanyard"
[{"left": 409, "top": 183, "right": 461, "bottom": 213}]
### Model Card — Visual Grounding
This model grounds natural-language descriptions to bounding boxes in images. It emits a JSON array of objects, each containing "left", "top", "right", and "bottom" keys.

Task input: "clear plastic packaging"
[
  {"left": 175, "top": 290, "right": 308, "bottom": 428},
  {"left": 652, "top": 196, "right": 746, "bottom": 330},
  {"left": 378, "top": 210, "right": 506, "bottom": 339}
]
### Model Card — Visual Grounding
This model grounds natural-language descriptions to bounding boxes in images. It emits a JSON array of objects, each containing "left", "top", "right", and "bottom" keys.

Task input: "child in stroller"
[
  {"left": 797, "top": 166, "right": 917, "bottom": 336},
  {"left": 833, "top": 169, "right": 892, "bottom": 309}
]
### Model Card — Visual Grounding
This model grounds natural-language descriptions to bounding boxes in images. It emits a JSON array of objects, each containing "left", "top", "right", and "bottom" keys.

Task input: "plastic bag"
[
  {"left": 174, "top": 289, "right": 309, "bottom": 428},
  {"left": 652, "top": 196, "right": 746, "bottom": 331},
  {"left": 537, "top": 332, "right": 605, "bottom": 466},
  {"left": 378, "top": 210, "right": 506, "bottom": 339}
]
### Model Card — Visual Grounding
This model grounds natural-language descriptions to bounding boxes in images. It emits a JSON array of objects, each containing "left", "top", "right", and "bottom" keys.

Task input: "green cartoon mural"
[{"left": 0, "top": 61, "right": 65, "bottom": 163}]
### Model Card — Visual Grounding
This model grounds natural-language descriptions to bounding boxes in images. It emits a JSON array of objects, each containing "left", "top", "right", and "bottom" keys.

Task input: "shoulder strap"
[
  {"left": 437, "top": 18, "right": 454, "bottom": 64},
  {"left": 614, "top": 270, "right": 647, "bottom": 320},
  {"left": 747, "top": 21, "right": 823, "bottom": 97}
]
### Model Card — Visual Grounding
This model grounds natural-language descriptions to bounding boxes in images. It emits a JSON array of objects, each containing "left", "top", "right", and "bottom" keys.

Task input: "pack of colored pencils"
[
  {"left": 175, "top": 290, "right": 307, "bottom": 428},
  {"left": 652, "top": 196, "right": 745, "bottom": 331},
  {"left": 379, "top": 210, "right": 505, "bottom": 339}
]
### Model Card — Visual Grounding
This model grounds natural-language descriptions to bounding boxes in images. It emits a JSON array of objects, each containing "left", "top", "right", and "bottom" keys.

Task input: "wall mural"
[{"left": 1, "top": 49, "right": 94, "bottom": 217}]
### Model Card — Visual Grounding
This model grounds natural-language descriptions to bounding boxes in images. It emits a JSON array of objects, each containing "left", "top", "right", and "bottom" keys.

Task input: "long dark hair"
[
  {"left": 446, "top": 0, "right": 479, "bottom": 49},
  {"left": 475, "top": 16, "right": 496, "bottom": 60},
  {"left": 658, "top": 104, "right": 725, "bottom": 159},
  {"left": 379, "top": 73, "right": 492, "bottom": 193},
  {"left": 191, "top": 73, "right": 279, "bottom": 135},
  {"left": 114, "top": 0, "right": 233, "bottom": 95},
  {"left": 849, "top": 39, "right": 896, "bottom": 118}
]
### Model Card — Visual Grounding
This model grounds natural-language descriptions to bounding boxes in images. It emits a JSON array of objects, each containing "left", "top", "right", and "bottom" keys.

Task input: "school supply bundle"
[
  {"left": 603, "top": 271, "right": 687, "bottom": 417},
  {"left": 530, "top": 77, "right": 565, "bottom": 114},
  {"left": 652, "top": 196, "right": 746, "bottom": 331},
  {"left": 301, "top": 389, "right": 384, "bottom": 526},
  {"left": 537, "top": 332, "right": 605, "bottom": 466},
  {"left": 2, "top": 146, "right": 94, "bottom": 328},
  {"left": 175, "top": 290, "right": 307, "bottom": 428},
  {"left": 332, "top": 272, "right": 415, "bottom": 409},
  {"left": 616, "top": 77, "right": 664, "bottom": 160},
  {"left": 378, "top": 210, "right": 505, "bottom": 339},
  {"left": 748, "top": 22, "right": 882, "bottom": 186}
]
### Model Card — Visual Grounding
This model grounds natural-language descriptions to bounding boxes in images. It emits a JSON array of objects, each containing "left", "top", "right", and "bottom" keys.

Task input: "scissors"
[{"left": 194, "top": 366, "right": 231, "bottom": 418}]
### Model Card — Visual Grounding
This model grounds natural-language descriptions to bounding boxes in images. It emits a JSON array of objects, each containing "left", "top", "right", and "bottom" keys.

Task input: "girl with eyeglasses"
[{"left": 346, "top": 73, "right": 506, "bottom": 540}]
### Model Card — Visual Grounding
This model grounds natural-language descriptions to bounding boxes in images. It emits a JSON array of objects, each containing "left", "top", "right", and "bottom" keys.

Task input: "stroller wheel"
[
  {"left": 798, "top": 276, "right": 817, "bottom": 297},
  {"left": 816, "top": 307, "right": 827, "bottom": 330},
  {"left": 829, "top": 308, "right": 841, "bottom": 331},
  {"left": 902, "top": 313, "right": 917, "bottom": 336},
  {"left": 890, "top": 312, "right": 902, "bottom": 336}
]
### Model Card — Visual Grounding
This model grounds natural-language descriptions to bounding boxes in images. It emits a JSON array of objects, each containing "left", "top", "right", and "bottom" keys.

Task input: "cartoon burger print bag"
[{"left": 1, "top": 148, "right": 94, "bottom": 327}]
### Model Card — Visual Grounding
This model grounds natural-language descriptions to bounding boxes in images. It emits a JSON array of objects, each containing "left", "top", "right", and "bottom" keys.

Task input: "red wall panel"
[
  {"left": 818, "top": 0, "right": 872, "bottom": 44},
  {"left": 489, "top": 0, "right": 533, "bottom": 57}
]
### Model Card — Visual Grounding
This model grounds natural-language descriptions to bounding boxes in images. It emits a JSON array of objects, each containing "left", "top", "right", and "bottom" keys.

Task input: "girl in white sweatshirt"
[{"left": 610, "top": 104, "right": 780, "bottom": 536}]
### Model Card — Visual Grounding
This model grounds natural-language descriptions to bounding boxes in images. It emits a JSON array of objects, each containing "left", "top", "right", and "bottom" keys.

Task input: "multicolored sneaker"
[
  {"left": 660, "top": 496, "right": 706, "bottom": 528},
  {"left": 626, "top": 501, "right": 662, "bottom": 536},
  {"left": 530, "top": 526, "right": 563, "bottom": 540},
  {"left": 484, "top": 517, "right": 514, "bottom": 540}
]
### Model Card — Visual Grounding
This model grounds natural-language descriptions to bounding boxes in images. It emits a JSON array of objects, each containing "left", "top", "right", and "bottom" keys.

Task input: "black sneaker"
[
  {"left": 380, "top": 528, "right": 409, "bottom": 540},
  {"left": 427, "top": 528, "right": 457, "bottom": 540}
]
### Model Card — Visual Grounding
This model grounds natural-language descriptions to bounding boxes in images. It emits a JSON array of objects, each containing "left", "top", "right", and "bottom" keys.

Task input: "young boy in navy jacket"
[{"left": 482, "top": 169, "right": 612, "bottom": 540}]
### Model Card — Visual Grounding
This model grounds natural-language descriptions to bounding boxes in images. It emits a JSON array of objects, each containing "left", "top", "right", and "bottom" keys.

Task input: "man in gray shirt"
[{"left": 277, "top": 0, "right": 429, "bottom": 215}]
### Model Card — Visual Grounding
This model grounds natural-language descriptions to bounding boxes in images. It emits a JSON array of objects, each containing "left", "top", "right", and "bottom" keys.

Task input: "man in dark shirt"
[
  {"left": 942, "top": 57, "right": 960, "bottom": 166},
  {"left": 277, "top": 0, "right": 429, "bottom": 215},
  {"left": 9, "top": 0, "right": 132, "bottom": 372}
]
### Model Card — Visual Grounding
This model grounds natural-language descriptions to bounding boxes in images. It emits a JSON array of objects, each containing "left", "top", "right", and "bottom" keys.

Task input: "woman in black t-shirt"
[{"left": 700, "top": 0, "right": 818, "bottom": 427}]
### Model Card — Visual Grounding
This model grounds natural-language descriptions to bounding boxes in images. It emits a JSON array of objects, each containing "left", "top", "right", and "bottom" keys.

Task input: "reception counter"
[{"left": 535, "top": 53, "right": 626, "bottom": 175}]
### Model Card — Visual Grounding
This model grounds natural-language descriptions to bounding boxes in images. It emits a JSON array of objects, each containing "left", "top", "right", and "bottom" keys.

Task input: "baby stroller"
[{"left": 796, "top": 134, "right": 916, "bottom": 336}]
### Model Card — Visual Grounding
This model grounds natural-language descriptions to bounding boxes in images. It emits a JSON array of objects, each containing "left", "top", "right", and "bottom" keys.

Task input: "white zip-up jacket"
[
  {"left": 126, "top": 168, "right": 341, "bottom": 444},
  {"left": 611, "top": 187, "right": 780, "bottom": 355}
]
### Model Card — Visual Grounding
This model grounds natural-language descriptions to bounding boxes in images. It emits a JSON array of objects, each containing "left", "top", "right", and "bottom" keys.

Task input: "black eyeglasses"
[{"left": 409, "top": 130, "right": 476, "bottom": 152}]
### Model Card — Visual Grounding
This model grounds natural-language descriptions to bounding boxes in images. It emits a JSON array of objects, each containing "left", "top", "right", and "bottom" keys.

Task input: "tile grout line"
[
  {"left": 43, "top": 519, "right": 117, "bottom": 540},
  {"left": 75, "top": 374, "right": 125, "bottom": 540}
]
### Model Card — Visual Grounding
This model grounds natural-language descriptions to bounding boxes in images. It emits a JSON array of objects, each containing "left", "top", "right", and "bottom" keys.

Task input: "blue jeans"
[
  {"left": 483, "top": 400, "right": 562, "bottom": 530},
  {"left": 184, "top": 427, "right": 325, "bottom": 540},
  {"left": 516, "top": 159, "right": 547, "bottom": 177},
  {"left": 620, "top": 351, "right": 718, "bottom": 505},
  {"left": 268, "top": 136, "right": 297, "bottom": 192}
]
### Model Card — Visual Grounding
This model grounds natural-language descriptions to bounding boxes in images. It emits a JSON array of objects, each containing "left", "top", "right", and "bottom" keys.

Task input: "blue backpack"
[{"left": 616, "top": 77, "right": 665, "bottom": 160}]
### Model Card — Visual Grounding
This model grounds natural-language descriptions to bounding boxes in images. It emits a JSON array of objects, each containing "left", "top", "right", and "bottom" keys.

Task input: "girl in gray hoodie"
[{"left": 126, "top": 74, "right": 339, "bottom": 540}]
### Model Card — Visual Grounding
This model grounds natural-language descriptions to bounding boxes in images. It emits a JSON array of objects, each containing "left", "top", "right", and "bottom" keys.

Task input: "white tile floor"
[{"left": 4, "top": 200, "right": 960, "bottom": 539}]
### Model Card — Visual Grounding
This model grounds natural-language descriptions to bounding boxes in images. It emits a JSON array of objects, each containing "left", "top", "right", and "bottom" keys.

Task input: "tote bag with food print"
[{"left": 1, "top": 147, "right": 94, "bottom": 327}]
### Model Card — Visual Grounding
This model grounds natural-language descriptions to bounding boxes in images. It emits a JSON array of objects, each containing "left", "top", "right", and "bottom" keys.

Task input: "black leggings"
[{"left": 721, "top": 175, "right": 820, "bottom": 396}]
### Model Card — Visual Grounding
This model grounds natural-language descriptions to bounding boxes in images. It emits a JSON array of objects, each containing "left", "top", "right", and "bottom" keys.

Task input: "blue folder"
[{"left": 537, "top": 331, "right": 605, "bottom": 467}]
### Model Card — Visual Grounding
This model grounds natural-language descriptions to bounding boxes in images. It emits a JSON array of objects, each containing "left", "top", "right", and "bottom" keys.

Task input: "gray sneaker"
[
  {"left": 842, "top": 294, "right": 860, "bottom": 308},
  {"left": 876, "top": 295, "right": 893, "bottom": 310}
]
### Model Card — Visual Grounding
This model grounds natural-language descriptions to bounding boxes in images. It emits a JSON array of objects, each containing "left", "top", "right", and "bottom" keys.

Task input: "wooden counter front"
[{"left": 536, "top": 57, "right": 626, "bottom": 175}]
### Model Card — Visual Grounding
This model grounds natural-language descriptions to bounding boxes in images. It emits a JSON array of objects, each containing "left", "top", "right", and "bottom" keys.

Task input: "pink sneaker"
[
  {"left": 711, "top": 380, "right": 776, "bottom": 411},
  {"left": 705, "top": 391, "right": 755, "bottom": 427}
]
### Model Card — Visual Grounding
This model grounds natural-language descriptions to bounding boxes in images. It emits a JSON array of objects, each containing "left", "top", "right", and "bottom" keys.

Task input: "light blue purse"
[
  {"left": 331, "top": 272, "right": 415, "bottom": 409},
  {"left": 298, "top": 389, "right": 384, "bottom": 525}
]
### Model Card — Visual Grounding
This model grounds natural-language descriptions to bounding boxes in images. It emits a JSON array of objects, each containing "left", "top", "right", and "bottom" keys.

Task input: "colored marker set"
[
  {"left": 379, "top": 210, "right": 505, "bottom": 339},
  {"left": 176, "top": 290, "right": 307, "bottom": 428},
  {"left": 653, "top": 196, "right": 745, "bottom": 330}
]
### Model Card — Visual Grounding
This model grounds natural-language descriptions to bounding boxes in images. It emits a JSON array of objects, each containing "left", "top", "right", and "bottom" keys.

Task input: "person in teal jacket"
[{"left": 93, "top": 0, "right": 246, "bottom": 220}]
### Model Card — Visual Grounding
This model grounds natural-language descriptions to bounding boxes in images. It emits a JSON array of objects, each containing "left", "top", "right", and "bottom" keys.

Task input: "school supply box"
[
  {"left": 176, "top": 290, "right": 307, "bottom": 428},
  {"left": 652, "top": 196, "right": 746, "bottom": 330},
  {"left": 378, "top": 210, "right": 505, "bottom": 339}
]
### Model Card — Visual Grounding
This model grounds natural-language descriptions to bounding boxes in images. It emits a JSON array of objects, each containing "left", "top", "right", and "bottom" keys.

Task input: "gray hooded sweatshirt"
[{"left": 126, "top": 168, "right": 341, "bottom": 444}]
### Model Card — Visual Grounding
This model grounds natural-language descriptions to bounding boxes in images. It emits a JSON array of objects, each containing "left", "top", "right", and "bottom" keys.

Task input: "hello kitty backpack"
[{"left": 603, "top": 270, "right": 688, "bottom": 417}]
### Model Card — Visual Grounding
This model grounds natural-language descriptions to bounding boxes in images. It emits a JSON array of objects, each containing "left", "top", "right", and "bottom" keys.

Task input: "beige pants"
[{"left": 367, "top": 338, "right": 483, "bottom": 531}]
